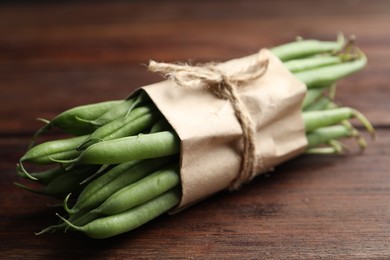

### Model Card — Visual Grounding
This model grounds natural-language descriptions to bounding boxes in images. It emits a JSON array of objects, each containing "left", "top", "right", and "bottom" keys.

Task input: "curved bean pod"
[
  {"left": 301, "top": 88, "right": 327, "bottom": 110},
  {"left": 21, "top": 135, "right": 86, "bottom": 165},
  {"left": 90, "top": 163, "right": 180, "bottom": 215},
  {"left": 285, "top": 55, "right": 342, "bottom": 73},
  {"left": 67, "top": 156, "right": 174, "bottom": 214},
  {"left": 303, "top": 96, "right": 334, "bottom": 112},
  {"left": 303, "top": 107, "right": 355, "bottom": 132},
  {"left": 15, "top": 166, "right": 97, "bottom": 198},
  {"left": 79, "top": 98, "right": 137, "bottom": 127},
  {"left": 59, "top": 188, "right": 181, "bottom": 239},
  {"left": 294, "top": 54, "right": 367, "bottom": 88},
  {"left": 271, "top": 36, "right": 344, "bottom": 61},
  {"left": 16, "top": 165, "right": 65, "bottom": 185},
  {"left": 31, "top": 100, "right": 122, "bottom": 142},
  {"left": 149, "top": 118, "right": 172, "bottom": 133},
  {"left": 73, "top": 131, "right": 180, "bottom": 165},
  {"left": 78, "top": 106, "right": 160, "bottom": 150},
  {"left": 306, "top": 124, "right": 353, "bottom": 148}
]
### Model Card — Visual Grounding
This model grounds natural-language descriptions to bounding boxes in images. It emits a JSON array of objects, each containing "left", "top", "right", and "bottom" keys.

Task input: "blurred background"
[{"left": 0, "top": 0, "right": 389, "bottom": 134}]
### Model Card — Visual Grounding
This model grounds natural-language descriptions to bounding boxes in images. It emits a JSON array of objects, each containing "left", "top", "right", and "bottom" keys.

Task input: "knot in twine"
[{"left": 148, "top": 51, "right": 269, "bottom": 190}]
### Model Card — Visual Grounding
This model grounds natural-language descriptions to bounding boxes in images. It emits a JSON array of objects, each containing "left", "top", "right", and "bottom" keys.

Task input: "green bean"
[
  {"left": 324, "top": 101, "right": 339, "bottom": 110},
  {"left": 294, "top": 54, "right": 367, "bottom": 88},
  {"left": 78, "top": 106, "right": 160, "bottom": 150},
  {"left": 36, "top": 207, "right": 101, "bottom": 235},
  {"left": 303, "top": 107, "right": 374, "bottom": 137},
  {"left": 305, "top": 146, "right": 343, "bottom": 155},
  {"left": 79, "top": 97, "right": 138, "bottom": 128},
  {"left": 66, "top": 157, "right": 174, "bottom": 214},
  {"left": 14, "top": 166, "right": 97, "bottom": 198},
  {"left": 19, "top": 135, "right": 86, "bottom": 180},
  {"left": 271, "top": 36, "right": 344, "bottom": 61},
  {"left": 285, "top": 55, "right": 342, "bottom": 73},
  {"left": 149, "top": 118, "right": 172, "bottom": 133},
  {"left": 66, "top": 161, "right": 138, "bottom": 213},
  {"left": 16, "top": 165, "right": 66, "bottom": 185},
  {"left": 303, "top": 107, "right": 355, "bottom": 132},
  {"left": 341, "top": 120, "right": 369, "bottom": 148},
  {"left": 89, "top": 163, "right": 180, "bottom": 215},
  {"left": 301, "top": 88, "right": 326, "bottom": 110},
  {"left": 303, "top": 96, "right": 333, "bottom": 111},
  {"left": 31, "top": 100, "right": 122, "bottom": 142},
  {"left": 68, "top": 209, "right": 101, "bottom": 228},
  {"left": 71, "top": 131, "right": 180, "bottom": 165},
  {"left": 58, "top": 188, "right": 181, "bottom": 239},
  {"left": 61, "top": 164, "right": 180, "bottom": 229},
  {"left": 306, "top": 124, "right": 353, "bottom": 148},
  {"left": 21, "top": 135, "right": 86, "bottom": 165}
]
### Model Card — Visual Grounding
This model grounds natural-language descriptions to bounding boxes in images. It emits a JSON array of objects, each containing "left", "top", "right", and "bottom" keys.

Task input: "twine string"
[{"left": 148, "top": 51, "right": 269, "bottom": 189}]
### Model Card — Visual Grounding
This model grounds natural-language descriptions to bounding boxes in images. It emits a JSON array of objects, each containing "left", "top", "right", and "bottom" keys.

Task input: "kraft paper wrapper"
[{"left": 140, "top": 49, "right": 307, "bottom": 210}]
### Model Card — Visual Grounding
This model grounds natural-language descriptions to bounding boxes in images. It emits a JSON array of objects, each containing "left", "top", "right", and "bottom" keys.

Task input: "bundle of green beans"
[{"left": 15, "top": 35, "right": 374, "bottom": 239}]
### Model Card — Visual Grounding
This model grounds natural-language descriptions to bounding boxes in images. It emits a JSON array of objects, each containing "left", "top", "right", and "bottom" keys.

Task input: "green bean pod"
[
  {"left": 16, "top": 165, "right": 65, "bottom": 185},
  {"left": 78, "top": 106, "right": 160, "bottom": 150},
  {"left": 90, "top": 163, "right": 180, "bottom": 215},
  {"left": 301, "top": 88, "right": 327, "bottom": 110},
  {"left": 67, "top": 156, "right": 175, "bottom": 214},
  {"left": 294, "top": 54, "right": 367, "bottom": 88},
  {"left": 32, "top": 100, "right": 122, "bottom": 141},
  {"left": 64, "top": 164, "right": 180, "bottom": 228},
  {"left": 14, "top": 166, "right": 98, "bottom": 198},
  {"left": 59, "top": 188, "right": 181, "bottom": 239},
  {"left": 73, "top": 131, "right": 180, "bottom": 165},
  {"left": 149, "top": 118, "right": 172, "bottom": 133},
  {"left": 303, "top": 96, "right": 334, "bottom": 112},
  {"left": 285, "top": 55, "right": 342, "bottom": 73},
  {"left": 303, "top": 107, "right": 356, "bottom": 132},
  {"left": 21, "top": 135, "right": 86, "bottom": 165},
  {"left": 271, "top": 37, "right": 344, "bottom": 61},
  {"left": 306, "top": 124, "right": 353, "bottom": 148},
  {"left": 79, "top": 98, "right": 137, "bottom": 127}
]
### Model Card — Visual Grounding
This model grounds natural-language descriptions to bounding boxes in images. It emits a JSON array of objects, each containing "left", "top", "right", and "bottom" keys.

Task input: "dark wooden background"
[{"left": 1, "top": 1, "right": 389, "bottom": 259}]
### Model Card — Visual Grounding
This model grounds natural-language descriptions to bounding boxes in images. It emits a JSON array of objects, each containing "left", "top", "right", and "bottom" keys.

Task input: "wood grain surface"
[{"left": 1, "top": 1, "right": 389, "bottom": 259}]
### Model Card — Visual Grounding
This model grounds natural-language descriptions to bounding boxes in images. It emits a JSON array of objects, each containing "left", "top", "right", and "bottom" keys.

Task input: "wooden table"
[{"left": 1, "top": 1, "right": 389, "bottom": 259}]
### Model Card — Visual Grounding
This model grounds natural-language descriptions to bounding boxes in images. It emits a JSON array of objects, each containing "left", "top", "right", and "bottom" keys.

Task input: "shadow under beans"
[{"left": 1, "top": 153, "right": 355, "bottom": 259}]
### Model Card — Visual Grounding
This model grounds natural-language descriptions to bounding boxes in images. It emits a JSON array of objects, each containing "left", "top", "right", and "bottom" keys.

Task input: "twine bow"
[{"left": 148, "top": 51, "right": 269, "bottom": 190}]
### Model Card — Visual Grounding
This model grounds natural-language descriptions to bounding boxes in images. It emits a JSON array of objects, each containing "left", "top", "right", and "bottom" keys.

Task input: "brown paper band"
[
  {"left": 142, "top": 49, "right": 307, "bottom": 210},
  {"left": 148, "top": 51, "right": 269, "bottom": 189}
]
